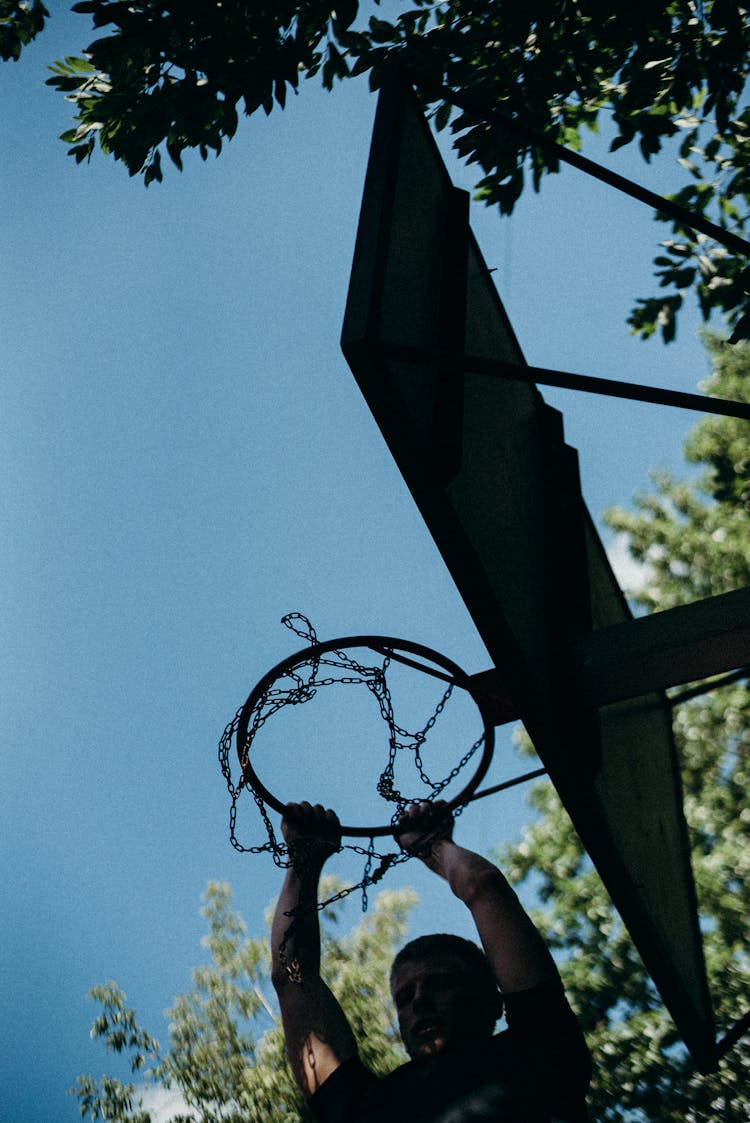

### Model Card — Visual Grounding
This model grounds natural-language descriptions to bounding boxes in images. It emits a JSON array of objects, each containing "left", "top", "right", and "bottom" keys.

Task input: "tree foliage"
[
  {"left": 500, "top": 333, "right": 750, "bottom": 1121},
  {"left": 46, "top": 1, "right": 366, "bottom": 186},
  {"left": 0, "top": 0, "right": 47, "bottom": 61},
  {"left": 72, "top": 878, "right": 415, "bottom": 1122},
  {"left": 30, "top": 1, "right": 750, "bottom": 342}
]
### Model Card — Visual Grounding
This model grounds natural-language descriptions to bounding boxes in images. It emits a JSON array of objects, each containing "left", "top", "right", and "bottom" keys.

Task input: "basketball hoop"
[
  {"left": 218, "top": 614, "right": 498, "bottom": 937},
  {"left": 233, "top": 631, "right": 495, "bottom": 839},
  {"left": 220, "top": 614, "right": 495, "bottom": 860}
]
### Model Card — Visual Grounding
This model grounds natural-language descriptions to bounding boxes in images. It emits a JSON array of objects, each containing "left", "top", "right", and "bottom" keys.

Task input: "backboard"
[{"left": 341, "top": 75, "right": 715, "bottom": 1069}]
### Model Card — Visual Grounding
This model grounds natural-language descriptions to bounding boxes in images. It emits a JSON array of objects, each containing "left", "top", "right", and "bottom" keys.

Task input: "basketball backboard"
[{"left": 341, "top": 75, "right": 716, "bottom": 1070}]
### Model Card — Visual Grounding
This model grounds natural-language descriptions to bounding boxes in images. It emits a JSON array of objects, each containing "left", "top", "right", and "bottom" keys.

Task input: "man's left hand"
[{"left": 394, "top": 800, "right": 454, "bottom": 862}]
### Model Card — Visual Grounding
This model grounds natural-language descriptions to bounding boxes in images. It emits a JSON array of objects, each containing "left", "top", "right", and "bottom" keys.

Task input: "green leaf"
[
  {"left": 62, "top": 54, "right": 94, "bottom": 74},
  {"left": 434, "top": 100, "right": 452, "bottom": 132},
  {"left": 367, "top": 17, "right": 396, "bottom": 44},
  {"left": 609, "top": 133, "right": 631, "bottom": 153}
]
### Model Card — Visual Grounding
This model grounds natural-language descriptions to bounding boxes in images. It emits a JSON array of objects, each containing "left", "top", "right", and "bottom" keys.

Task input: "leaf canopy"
[{"left": 32, "top": 2, "right": 750, "bottom": 340}]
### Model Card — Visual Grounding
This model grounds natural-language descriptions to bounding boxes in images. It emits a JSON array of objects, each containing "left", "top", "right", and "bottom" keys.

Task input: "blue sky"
[{"left": 1, "top": 5, "right": 719, "bottom": 1120}]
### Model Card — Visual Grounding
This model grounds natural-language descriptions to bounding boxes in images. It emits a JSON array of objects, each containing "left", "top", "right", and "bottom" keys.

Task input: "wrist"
[
  {"left": 448, "top": 858, "right": 508, "bottom": 908},
  {"left": 419, "top": 836, "right": 454, "bottom": 875},
  {"left": 287, "top": 838, "right": 333, "bottom": 872}
]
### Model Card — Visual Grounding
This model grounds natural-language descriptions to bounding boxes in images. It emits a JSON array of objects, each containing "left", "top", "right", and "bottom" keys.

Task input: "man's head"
[{"left": 390, "top": 934, "right": 502, "bottom": 1060}]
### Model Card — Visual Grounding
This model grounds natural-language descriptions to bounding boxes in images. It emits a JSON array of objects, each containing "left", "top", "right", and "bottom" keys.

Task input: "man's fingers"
[
  {"left": 394, "top": 800, "right": 454, "bottom": 855},
  {"left": 282, "top": 802, "right": 341, "bottom": 845},
  {"left": 396, "top": 799, "right": 449, "bottom": 828}
]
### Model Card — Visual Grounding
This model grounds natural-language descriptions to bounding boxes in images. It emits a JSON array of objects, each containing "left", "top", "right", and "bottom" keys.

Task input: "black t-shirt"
[{"left": 309, "top": 980, "right": 591, "bottom": 1123}]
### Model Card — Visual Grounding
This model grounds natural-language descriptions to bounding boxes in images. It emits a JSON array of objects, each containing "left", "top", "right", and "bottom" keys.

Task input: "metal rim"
[{"left": 235, "top": 634, "right": 495, "bottom": 838}]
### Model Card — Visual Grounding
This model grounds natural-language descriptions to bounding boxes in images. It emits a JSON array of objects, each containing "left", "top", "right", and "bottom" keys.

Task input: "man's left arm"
[
  {"left": 396, "top": 801, "right": 558, "bottom": 993},
  {"left": 397, "top": 802, "right": 592, "bottom": 1117}
]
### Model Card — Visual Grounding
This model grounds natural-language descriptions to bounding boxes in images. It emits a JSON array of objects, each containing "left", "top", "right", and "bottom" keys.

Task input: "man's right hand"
[{"left": 282, "top": 801, "right": 341, "bottom": 870}]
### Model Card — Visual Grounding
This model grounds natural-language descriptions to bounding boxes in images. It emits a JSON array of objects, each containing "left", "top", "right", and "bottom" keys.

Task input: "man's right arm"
[{"left": 271, "top": 803, "right": 358, "bottom": 1098}]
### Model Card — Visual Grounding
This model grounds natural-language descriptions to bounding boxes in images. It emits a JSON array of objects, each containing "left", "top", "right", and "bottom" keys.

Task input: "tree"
[
  {"left": 500, "top": 332, "right": 750, "bottom": 1121},
  {"left": 72, "top": 878, "right": 415, "bottom": 1122},
  {"left": 1, "top": 1, "right": 745, "bottom": 343}
]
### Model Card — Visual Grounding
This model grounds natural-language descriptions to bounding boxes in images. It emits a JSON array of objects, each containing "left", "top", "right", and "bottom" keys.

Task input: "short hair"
[{"left": 390, "top": 933, "right": 502, "bottom": 1016}]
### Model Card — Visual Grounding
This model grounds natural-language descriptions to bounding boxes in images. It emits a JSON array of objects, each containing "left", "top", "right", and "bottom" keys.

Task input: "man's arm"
[
  {"left": 271, "top": 802, "right": 358, "bottom": 1098},
  {"left": 395, "top": 801, "right": 558, "bottom": 993},
  {"left": 397, "top": 802, "right": 591, "bottom": 1117}
]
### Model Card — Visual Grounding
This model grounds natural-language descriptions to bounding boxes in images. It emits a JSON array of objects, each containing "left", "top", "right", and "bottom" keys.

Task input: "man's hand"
[
  {"left": 394, "top": 800, "right": 454, "bottom": 864},
  {"left": 282, "top": 801, "right": 341, "bottom": 872}
]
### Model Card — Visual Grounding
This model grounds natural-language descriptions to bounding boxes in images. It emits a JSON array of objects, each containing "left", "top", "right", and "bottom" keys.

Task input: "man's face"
[{"left": 391, "top": 952, "right": 495, "bottom": 1059}]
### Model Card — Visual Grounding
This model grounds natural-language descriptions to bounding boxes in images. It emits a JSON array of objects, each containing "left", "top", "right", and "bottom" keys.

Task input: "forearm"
[
  {"left": 271, "top": 866, "right": 357, "bottom": 1096},
  {"left": 427, "top": 839, "right": 558, "bottom": 992},
  {"left": 271, "top": 811, "right": 358, "bottom": 1097},
  {"left": 271, "top": 863, "right": 323, "bottom": 986},
  {"left": 425, "top": 837, "right": 501, "bottom": 901}
]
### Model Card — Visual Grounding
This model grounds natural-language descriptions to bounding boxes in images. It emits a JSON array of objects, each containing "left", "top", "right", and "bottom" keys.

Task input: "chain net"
[{"left": 218, "top": 614, "right": 487, "bottom": 919}]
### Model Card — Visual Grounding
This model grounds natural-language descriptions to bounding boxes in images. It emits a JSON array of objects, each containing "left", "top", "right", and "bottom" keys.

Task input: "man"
[{"left": 271, "top": 800, "right": 591, "bottom": 1122}]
